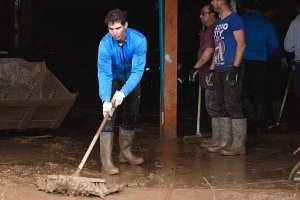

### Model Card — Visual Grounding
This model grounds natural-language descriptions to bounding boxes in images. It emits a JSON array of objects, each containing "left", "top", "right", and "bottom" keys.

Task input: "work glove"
[
  {"left": 281, "top": 57, "right": 289, "bottom": 71},
  {"left": 206, "top": 70, "right": 214, "bottom": 87},
  {"left": 103, "top": 101, "right": 113, "bottom": 118},
  {"left": 112, "top": 91, "right": 125, "bottom": 107},
  {"left": 226, "top": 65, "right": 239, "bottom": 86},
  {"left": 281, "top": 57, "right": 288, "bottom": 68},
  {"left": 188, "top": 68, "right": 199, "bottom": 82}
]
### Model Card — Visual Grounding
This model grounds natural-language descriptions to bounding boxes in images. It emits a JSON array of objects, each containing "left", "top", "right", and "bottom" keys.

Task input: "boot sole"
[
  {"left": 201, "top": 142, "right": 219, "bottom": 149},
  {"left": 102, "top": 169, "right": 120, "bottom": 175},
  {"left": 119, "top": 157, "right": 144, "bottom": 165},
  {"left": 207, "top": 148, "right": 220, "bottom": 153},
  {"left": 220, "top": 151, "right": 246, "bottom": 156}
]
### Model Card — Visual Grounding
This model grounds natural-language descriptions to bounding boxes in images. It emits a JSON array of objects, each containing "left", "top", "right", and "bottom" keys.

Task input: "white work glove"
[
  {"left": 112, "top": 91, "right": 125, "bottom": 107},
  {"left": 206, "top": 70, "right": 214, "bottom": 87},
  {"left": 103, "top": 101, "right": 113, "bottom": 118},
  {"left": 188, "top": 68, "right": 199, "bottom": 82}
]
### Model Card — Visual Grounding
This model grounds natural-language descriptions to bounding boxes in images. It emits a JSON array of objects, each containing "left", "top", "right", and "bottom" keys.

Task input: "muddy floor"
[{"left": 1, "top": 100, "right": 300, "bottom": 199}]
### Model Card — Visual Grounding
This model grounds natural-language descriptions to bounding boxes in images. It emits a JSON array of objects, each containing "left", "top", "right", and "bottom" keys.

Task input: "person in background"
[
  {"left": 240, "top": 1, "right": 279, "bottom": 134},
  {"left": 97, "top": 9, "right": 147, "bottom": 175},
  {"left": 189, "top": 4, "right": 220, "bottom": 150},
  {"left": 206, "top": 0, "right": 246, "bottom": 156},
  {"left": 284, "top": 1, "right": 300, "bottom": 111},
  {"left": 261, "top": 4, "right": 287, "bottom": 129}
]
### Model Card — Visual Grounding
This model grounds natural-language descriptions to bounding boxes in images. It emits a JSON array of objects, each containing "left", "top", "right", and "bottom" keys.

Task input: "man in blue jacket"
[
  {"left": 262, "top": 4, "right": 286, "bottom": 129},
  {"left": 97, "top": 9, "right": 147, "bottom": 175},
  {"left": 241, "top": 2, "right": 279, "bottom": 134}
]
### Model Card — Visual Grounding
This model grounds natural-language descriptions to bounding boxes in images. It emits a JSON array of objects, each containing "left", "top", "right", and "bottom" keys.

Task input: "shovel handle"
[{"left": 74, "top": 109, "right": 114, "bottom": 176}]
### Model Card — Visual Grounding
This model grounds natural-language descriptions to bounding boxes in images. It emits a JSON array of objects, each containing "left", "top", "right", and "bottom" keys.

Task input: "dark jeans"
[
  {"left": 103, "top": 79, "right": 141, "bottom": 132},
  {"left": 205, "top": 89, "right": 220, "bottom": 118},
  {"left": 264, "top": 61, "right": 284, "bottom": 102},
  {"left": 215, "top": 67, "right": 244, "bottom": 119},
  {"left": 293, "top": 60, "right": 300, "bottom": 98},
  {"left": 241, "top": 59, "right": 267, "bottom": 105}
]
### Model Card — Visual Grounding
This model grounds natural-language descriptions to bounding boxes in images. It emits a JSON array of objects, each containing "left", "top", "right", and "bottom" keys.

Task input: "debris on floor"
[{"left": 36, "top": 175, "right": 123, "bottom": 198}]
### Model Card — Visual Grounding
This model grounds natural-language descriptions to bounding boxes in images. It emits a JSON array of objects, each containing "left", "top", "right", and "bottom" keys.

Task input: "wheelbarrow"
[{"left": 0, "top": 58, "right": 78, "bottom": 130}]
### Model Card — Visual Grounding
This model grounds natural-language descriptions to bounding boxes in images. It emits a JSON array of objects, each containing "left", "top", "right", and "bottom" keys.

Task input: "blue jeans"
[{"left": 205, "top": 89, "right": 220, "bottom": 118}]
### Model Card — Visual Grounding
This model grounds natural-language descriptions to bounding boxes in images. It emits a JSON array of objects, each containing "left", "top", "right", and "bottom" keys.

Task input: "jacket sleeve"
[
  {"left": 97, "top": 38, "right": 113, "bottom": 103},
  {"left": 284, "top": 21, "right": 295, "bottom": 53},
  {"left": 267, "top": 24, "right": 279, "bottom": 56},
  {"left": 121, "top": 37, "right": 147, "bottom": 96}
]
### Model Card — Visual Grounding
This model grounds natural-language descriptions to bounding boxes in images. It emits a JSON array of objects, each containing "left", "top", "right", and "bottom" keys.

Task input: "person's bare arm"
[
  {"left": 209, "top": 51, "right": 216, "bottom": 70},
  {"left": 233, "top": 29, "right": 246, "bottom": 67},
  {"left": 193, "top": 47, "right": 214, "bottom": 68}
]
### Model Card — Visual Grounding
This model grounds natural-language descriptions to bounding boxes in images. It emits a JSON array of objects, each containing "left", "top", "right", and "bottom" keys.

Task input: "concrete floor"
[{"left": 1, "top": 101, "right": 300, "bottom": 199}]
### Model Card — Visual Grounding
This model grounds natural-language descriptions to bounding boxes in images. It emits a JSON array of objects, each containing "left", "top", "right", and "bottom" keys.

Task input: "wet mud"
[{"left": 0, "top": 104, "right": 300, "bottom": 199}]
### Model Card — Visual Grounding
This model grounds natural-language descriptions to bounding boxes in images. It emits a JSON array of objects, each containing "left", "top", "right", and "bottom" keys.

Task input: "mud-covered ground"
[{"left": 1, "top": 101, "right": 300, "bottom": 199}]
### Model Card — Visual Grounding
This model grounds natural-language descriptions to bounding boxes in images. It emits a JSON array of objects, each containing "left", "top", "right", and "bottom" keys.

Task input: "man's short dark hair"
[
  {"left": 105, "top": 9, "right": 127, "bottom": 26},
  {"left": 207, "top": 4, "right": 219, "bottom": 18},
  {"left": 243, "top": 0, "right": 258, "bottom": 10},
  {"left": 260, "top": 3, "right": 278, "bottom": 13}
]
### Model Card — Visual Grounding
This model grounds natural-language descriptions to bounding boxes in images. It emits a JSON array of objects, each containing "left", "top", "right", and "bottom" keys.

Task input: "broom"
[
  {"left": 182, "top": 23, "right": 211, "bottom": 144},
  {"left": 183, "top": 85, "right": 209, "bottom": 144},
  {"left": 36, "top": 107, "right": 122, "bottom": 198},
  {"left": 268, "top": 70, "right": 292, "bottom": 132}
]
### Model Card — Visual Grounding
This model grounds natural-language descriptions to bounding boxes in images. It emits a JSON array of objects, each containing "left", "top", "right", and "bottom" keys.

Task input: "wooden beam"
[{"left": 160, "top": 0, "right": 178, "bottom": 139}]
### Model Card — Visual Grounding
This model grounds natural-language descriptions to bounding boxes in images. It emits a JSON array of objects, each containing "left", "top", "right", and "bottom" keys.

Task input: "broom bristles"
[
  {"left": 183, "top": 133, "right": 211, "bottom": 144},
  {"left": 36, "top": 175, "right": 122, "bottom": 198}
]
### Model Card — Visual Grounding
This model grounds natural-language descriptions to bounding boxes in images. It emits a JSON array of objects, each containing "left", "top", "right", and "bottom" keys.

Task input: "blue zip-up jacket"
[
  {"left": 97, "top": 28, "right": 147, "bottom": 102},
  {"left": 242, "top": 9, "right": 279, "bottom": 61},
  {"left": 267, "top": 20, "right": 282, "bottom": 62}
]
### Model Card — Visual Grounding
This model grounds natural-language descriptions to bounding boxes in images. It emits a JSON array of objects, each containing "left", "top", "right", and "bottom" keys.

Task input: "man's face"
[
  {"left": 211, "top": 0, "right": 222, "bottom": 12},
  {"left": 269, "top": 10, "right": 279, "bottom": 20},
  {"left": 200, "top": 6, "right": 213, "bottom": 26},
  {"left": 107, "top": 22, "right": 128, "bottom": 42}
]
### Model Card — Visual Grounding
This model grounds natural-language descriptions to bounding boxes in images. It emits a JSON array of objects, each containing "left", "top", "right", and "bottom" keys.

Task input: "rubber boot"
[
  {"left": 207, "top": 117, "right": 232, "bottom": 153},
  {"left": 220, "top": 118, "right": 247, "bottom": 156},
  {"left": 100, "top": 132, "right": 119, "bottom": 175},
  {"left": 119, "top": 127, "right": 144, "bottom": 165},
  {"left": 200, "top": 118, "right": 220, "bottom": 148}
]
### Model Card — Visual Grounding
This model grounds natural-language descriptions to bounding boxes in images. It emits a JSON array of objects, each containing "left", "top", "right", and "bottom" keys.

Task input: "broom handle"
[
  {"left": 278, "top": 71, "right": 292, "bottom": 123},
  {"left": 73, "top": 108, "right": 114, "bottom": 176},
  {"left": 196, "top": 85, "right": 202, "bottom": 135},
  {"left": 195, "top": 23, "right": 204, "bottom": 135}
]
